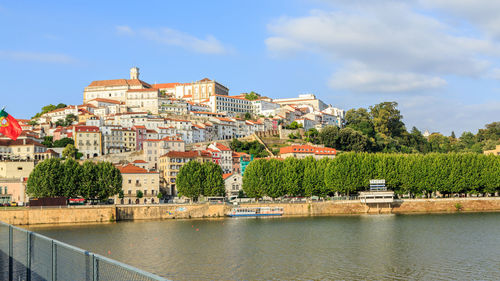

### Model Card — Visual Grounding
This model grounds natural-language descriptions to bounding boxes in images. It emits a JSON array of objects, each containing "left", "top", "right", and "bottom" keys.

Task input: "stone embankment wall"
[
  {"left": 0, "top": 206, "right": 116, "bottom": 225},
  {"left": 1, "top": 198, "right": 500, "bottom": 225}
]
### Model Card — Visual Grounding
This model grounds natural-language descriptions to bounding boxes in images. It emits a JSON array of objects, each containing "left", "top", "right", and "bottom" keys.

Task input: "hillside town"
[{"left": 0, "top": 67, "right": 344, "bottom": 205}]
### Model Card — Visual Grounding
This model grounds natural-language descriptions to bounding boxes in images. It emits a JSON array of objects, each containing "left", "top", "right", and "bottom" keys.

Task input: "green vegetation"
[
  {"left": 314, "top": 102, "right": 500, "bottom": 153},
  {"left": 26, "top": 158, "right": 122, "bottom": 201},
  {"left": 136, "top": 190, "right": 144, "bottom": 199},
  {"left": 176, "top": 161, "right": 225, "bottom": 200},
  {"left": 32, "top": 103, "right": 67, "bottom": 119},
  {"left": 285, "top": 121, "right": 303, "bottom": 130},
  {"left": 55, "top": 114, "right": 77, "bottom": 127},
  {"left": 244, "top": 91, "right": 260, "bottom": 101},
  {"left": 230, "top": 139, "right": 269, "bottom": 158},
  {"left": 62, "top": 144, "right": 83, "bottom": 159},
  {"left": 42, "top": 137, "right": 74, "bottom": 148},
  {"left": 242, "top": 153, "right": 500, "bottom": 199}
]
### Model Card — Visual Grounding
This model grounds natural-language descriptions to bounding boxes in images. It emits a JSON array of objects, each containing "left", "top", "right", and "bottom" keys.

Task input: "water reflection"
[{"left": 27, "top": 213, "right": 500, "bottom": 280}]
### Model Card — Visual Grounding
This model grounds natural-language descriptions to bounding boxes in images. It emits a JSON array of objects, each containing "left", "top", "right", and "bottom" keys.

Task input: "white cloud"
[
  {"left": 0, "top": 50, "right": 76, "bottom": 64},
  {"left": 265, "top": 3, "right": 499, "bottom": 92},
  {"left": 420, "top": 0, "right": 500, "bottom": 40},
  {"left": 329, "top": 67, "right": 446, "bottom": 92},
  {"left": 399, "top": 95, "right": 500, "bottom": 135},
  {"left": 116, "top": 25, "right": 134, "bottom": 36},
  {"left": 116, "top": 25, "right": 231, "bottom": 55}
]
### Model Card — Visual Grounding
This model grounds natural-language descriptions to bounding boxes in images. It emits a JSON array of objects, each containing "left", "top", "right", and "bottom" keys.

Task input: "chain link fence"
[{"left": 0, "top": 221, "right": 167, "bottom": 281}]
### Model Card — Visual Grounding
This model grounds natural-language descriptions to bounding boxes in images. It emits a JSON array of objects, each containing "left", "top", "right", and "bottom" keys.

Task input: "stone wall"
[
  {"left": 1, "top": 198, "right": 500, "bottom": 226},
  {"left": 0, "top": 206, "right": 116, "bottom": 225}
]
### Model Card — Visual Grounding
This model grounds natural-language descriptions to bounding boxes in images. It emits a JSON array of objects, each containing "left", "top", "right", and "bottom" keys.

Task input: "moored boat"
[{"left": 228, "top": 207, "right": 284, "bottom": 217}]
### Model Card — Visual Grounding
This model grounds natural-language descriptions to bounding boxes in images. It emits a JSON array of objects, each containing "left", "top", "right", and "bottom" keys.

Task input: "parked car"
[{"left": 10, "top": 202, "right": 17, "bottom": 207}]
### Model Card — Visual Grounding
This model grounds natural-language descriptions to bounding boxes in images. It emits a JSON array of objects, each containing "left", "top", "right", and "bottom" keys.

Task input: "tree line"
[
  {"left": 26, "top": 158, "right": 122, "bottom": 201},
  {"left": 302, "top": 101, "right": 499, "bottom": 154},
  {"left": 242, "top": 153, "right": 500, "bottom": 199},
  {"left": 176, "top": 161, "right": 226, "bottom": 200}
]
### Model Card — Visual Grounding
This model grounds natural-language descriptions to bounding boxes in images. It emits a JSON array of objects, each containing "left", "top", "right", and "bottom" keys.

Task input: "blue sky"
[{"left": 0, "top": 0, "right": 499, "bottom": 135}]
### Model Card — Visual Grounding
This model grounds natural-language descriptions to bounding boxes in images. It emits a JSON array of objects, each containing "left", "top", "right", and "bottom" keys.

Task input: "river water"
[{"left": 27, "top": 213, "right": 500, "bottom": 280}]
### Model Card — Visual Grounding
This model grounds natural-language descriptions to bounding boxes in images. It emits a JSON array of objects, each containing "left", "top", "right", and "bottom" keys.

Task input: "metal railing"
[{"left": 0, "top": 221, "right": 167, "bottom": 281}]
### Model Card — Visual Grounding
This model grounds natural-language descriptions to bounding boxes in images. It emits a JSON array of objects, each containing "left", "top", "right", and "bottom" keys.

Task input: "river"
[{"left": 27, "top": 213, "right": 500, "bottom": 280}]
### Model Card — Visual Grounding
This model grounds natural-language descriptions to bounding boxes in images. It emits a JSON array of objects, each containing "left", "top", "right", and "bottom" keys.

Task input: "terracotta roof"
[
  {"left": 161, "top": 136, "right": 183, "bottom": 142},
  {"left": 118, "top": 164, "right": 158, "bottom": 174},
  {"left": 215, "top": 117, "right": 234, "bottom": 122},
  {"left": 162, "top": 150, "right": 209, "bottom": 158},
  {"left": 223, "top": 173, "right": 233, "bottom": 180},
  {"left": 232, "top": 152, "right": 249, "bottom": 157},
  {"left": 191, "top": 111, "right": 220, "bottom": 115},
  {"left": 0, "top": 139, "right": 46, "bottom": 147},
  {"left": 88, "top": 98, "right": 122, "bottom": 105},
  {"left": 133, "top": 160, "right": 147, "bottom": 163},
  {"left": 87, "top": 79, "right": 151, "bottom": 88},
  {"left": 280, "top": 145, "right": 336, "bottom": 156},
  {"left": 151, "top": 83, "right": 180, "bottom": 89},
  {"left": 126, "top": 88, "right": 159, "bottom": 92},
  {"left": 146, "top": 129, "right": 158, "bottom": 134},
  {"left": 132, "top": 125, "right": 146, "bottom": 129},
  {"left": 214, "top": 143, "right": 231, "bottom": 151},
  {"left": 74, "top": 126, "right": 100, "bottom": 133}
]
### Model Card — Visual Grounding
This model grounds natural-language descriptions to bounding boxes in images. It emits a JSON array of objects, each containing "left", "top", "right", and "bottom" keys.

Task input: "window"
[
  {"left": 128, "top": 179, "right": 132, "bottom": 184},
  {"left": 128, "top": 190, "right": 131, "bottom": 195},
  {"left": 17, "top": 167, "right": 22, "bottom": 171}
]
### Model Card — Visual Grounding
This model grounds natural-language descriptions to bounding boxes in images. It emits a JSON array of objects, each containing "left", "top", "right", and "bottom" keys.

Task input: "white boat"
[{"left": 228, "top": 207, "right": 284, "bottom": 217}]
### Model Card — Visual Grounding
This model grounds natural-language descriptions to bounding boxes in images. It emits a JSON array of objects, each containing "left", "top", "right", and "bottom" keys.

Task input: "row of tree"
[
  {"left": 26, "top": 158, "right": 122, "bottom": 201},
  {"left": 230, "top": 139, "right": 269, "bottom": 158},
  {"left": 242, "top": 153, "right": 500, "bottom": 199},
  {"left": 304, "top": 101, "right": 499, "bottom": 154},
  {"left": 176, "top": 161, "right": 226, "bottom": 200}
]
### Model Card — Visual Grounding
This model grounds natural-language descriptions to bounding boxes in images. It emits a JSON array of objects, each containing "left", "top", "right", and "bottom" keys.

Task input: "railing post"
[
  {"left": 26, "top": 232, "right": 31, "bottom": 281},
  {"left": 51, "top": 240, "right": 57, "bottom": 281},
  {"left": 93, "top": 254, "right": 99, "bottom": 281},
  {"left": 8, "top": 225, "right": 12, "bottom": 281}
]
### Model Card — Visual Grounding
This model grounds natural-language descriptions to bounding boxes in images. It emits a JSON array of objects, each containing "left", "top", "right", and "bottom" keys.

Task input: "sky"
[{"left": 0, "top": 0, "right": 499, "bottom": 136}]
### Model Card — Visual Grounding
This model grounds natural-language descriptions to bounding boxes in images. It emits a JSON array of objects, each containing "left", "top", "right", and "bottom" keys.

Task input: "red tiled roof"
[
  {"left": 161, "top": 136, "right": 183, "bottom": 142},
  {"left": 126, "top": 88, "right": 159, "bottom": 92},
  {"left": 0, "top": 139, "right": 46, "bottom": 147},
  {"left": 151, "top": 83, "right": 180, "bottom": 89},
  {"left": 88, "top": 98, "right": 122, "bottom": 105},
  {"left": 87, "top": 79, "right": 151, "bottom": 88},
  {"left": 223, "top": 173, "right": 233, "bottom": 180},
  {"left": 280, "top": 145, "right": 336, "bottom": 155},
  {"left": 133, "top": 160, "right": 147, "bottom": 163},
  {"left": 118, "top": 164, "right": 158, "bottom": 174},
  {"left": 74, "top": 126, "right": 100, "bottom": 133},
  {"left": 214, "top": 143, "right": 231, "bottom": 151},
  {"left": 162, "top": 150, "right": 210, "bottom": 158}
]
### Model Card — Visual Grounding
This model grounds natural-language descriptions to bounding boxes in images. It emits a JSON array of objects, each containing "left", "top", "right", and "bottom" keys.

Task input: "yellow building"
[
  {"left": 115, "top": 164, "right": 160, "bottom": 205},
  {"left": 73, "top": 125, "right": 102, "bottom": 159},
  {"left": 0, "top": 139, "right": 47, "bottom": 161},
  {"left": 0, "top": 161, "right": 35, "bottom": 179},
  {"left": 122, "top": 128, "right": 137, "bottom": 152},
  {"left": 484, "top": 145, "right": 500, "bottom": 155},
  {"left": 158, "top": 150, "right": 211, "bottom": 196}
]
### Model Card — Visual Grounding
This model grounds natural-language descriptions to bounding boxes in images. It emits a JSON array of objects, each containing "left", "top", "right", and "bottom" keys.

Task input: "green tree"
[
  {"left": 60, "top": 158, "right": 82, "bottom": 198},
  {"left": 369, "top": 102, "right": 406, "bottom": 138},
  {"left": 244, "top": 112, "right": 252, "bottom": 120},
  {"left": 242, "top": 159, "right": 267, "bottom": 199},
  {"left": 305, "top": 128, "right": 320, "bottom": 144},
  {"left": 265, "top": 159, "right": 286, "bottom": 199},
  {"left": 244, "top": 91, "right": 260, "bottom": 101},
  {"left": 79, "top": 161, "right": 98, "bottom": 201},
  {"left": 62, "top": 144, "right": 78, "bottom": 159},
  {"left": 177, "top": 161, "right": 204, "bottom": 200},
  {"left": 202, "top": 162, "right": 225, "bottom": 196},
  {"left": 26, "top": 158, "right": 64, "bottom": 197},
  {"left": 283, "top": 157, "right": 304, "bottom": 196},
  {"left": 136, "top": 190, "right": 144, "bottom": 199},
  {"left": 95, "top": 161, "right": 122, "bottom": 200},
  {"left": 345, "top": 108, "right": 375, "bottom": 137},
  {"left": 318, "top": 125, "right": 340, "bottom": 148},
  {"left": 42, "top": 136, "right": 53, "bottom": 148},
  {"left": 336, "top": 127, "right": 369, "bottom": 152},
  {"left": 54, "top": 137, "right": 74, "bottom": 148}
]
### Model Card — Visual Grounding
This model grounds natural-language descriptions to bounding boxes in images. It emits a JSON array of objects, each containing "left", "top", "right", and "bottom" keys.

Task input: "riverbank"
[{"left": 1, "top": 197, "right": 500, "bottom": 225}]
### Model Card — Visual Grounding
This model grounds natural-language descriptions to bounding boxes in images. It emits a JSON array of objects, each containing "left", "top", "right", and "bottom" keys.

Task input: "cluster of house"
[{"left": 0, "top": 67, "right": 344, "bottom": 205}]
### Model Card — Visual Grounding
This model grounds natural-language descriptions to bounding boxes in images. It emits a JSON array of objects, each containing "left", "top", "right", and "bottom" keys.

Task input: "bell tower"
[{"left": 130, "top": 67, "right": 140, "bottom": 80}]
